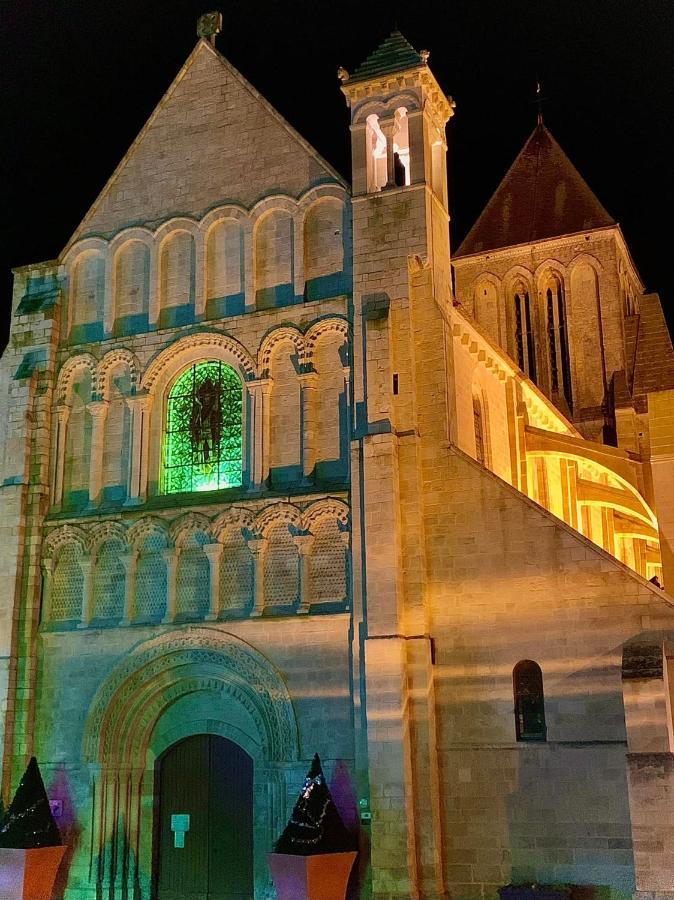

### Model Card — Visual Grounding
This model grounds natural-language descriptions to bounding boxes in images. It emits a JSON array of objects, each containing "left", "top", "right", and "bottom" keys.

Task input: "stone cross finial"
[{"left": 197, "top": 11, "right": 222, "bottom": 44}]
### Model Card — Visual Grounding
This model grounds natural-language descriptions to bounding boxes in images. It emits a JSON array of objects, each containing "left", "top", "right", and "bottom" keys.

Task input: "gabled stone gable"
[{"left": 69, "top": 40, "right": 347, "bottom": 244}]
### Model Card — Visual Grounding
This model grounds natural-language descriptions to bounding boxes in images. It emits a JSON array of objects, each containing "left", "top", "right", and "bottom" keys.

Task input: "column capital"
[
  {"left": 119, "top": 549, "right": 139, "bottom": 572},
  {"left": 56, "top": 404, "right": 71, "bottom": 425},
  {"left": 161, "top": 547, "right": 179, "bottom": 565},
  {"left": 246, "top": 535, "right": 267, "bottom": 555},
  {"left": 292, "top": 533, "right": 315, "bottom": 556},
  {"left": 41, "top": 555, "right": 55, "bottom": 575},
  {"left": 204, "top": 542, "right": 224, "bottom": 562},
  {"left": 247, "top": 377, "right": 273, "bottom": 395},
  {"left": 78, "top": 554, "right": 94, "bottom": 573},
  {"left": 125, "top": 391, "right": 153, "bottom": 413},
  {"left": 299, "top": 371, "right": 319, "bottom": 389},
  {"left": 87, "top": 399, "right": 109, "bottom": 419}
]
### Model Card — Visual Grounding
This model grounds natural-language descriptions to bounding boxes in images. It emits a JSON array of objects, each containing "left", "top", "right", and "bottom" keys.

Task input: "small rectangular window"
[{"left": 392, "top": 373, "right": 399, "bottom": 395}]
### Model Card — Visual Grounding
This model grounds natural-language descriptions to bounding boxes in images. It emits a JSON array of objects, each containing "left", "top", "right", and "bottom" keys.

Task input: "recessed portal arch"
[{"left": 82, "top": 627, "right": 299, "bottom": 898}]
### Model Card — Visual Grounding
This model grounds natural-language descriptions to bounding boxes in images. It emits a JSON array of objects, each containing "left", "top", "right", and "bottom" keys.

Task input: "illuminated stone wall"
[{"left": 1, "top": 25, "right": 674, "bottom": 900}]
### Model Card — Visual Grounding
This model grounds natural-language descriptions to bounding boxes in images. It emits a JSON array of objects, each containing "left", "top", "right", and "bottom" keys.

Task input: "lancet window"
[
  {"left": 545, "top": 277, "right": 572, "bottom": 409},
  {"left": 513, "top": 286, "right": 537, "bottom": 384},
  {"left": 163, "top": 361, "right": 243, "bottom": 494},
  {"left": 513, "top": 659, "right": 547, "bottom": 742}
]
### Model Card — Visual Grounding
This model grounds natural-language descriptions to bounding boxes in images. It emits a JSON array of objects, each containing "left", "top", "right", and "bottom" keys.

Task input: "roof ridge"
[
  {"left": 455, "top": 122, "right": 615, "bottom": 257},
  {"left": 350, "top": 29, "right": 424, "bottom": 83}
]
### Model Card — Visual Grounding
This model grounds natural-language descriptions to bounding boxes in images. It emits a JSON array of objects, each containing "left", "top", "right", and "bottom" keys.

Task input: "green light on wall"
[{"left": 163, "top": 361, "right": 243, "bottom": 493}]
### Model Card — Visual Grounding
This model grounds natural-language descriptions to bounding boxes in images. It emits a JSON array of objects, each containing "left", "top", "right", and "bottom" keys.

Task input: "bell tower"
[{"left": 342, "top": 31, "right": 455, "bottom": 898}]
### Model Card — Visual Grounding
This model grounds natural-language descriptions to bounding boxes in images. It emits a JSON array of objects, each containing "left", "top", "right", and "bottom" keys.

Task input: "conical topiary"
[
  {"left": 0, "top": 756, "right": 61, "bottom": 849},
  {"left": 274, "top": 754, "right": 355, "bottom": 856}
]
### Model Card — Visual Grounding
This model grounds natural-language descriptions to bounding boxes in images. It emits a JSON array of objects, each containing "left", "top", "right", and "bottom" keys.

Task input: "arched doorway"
[{"left": 154, "top": 734, "right": 253, "bottom": 899}]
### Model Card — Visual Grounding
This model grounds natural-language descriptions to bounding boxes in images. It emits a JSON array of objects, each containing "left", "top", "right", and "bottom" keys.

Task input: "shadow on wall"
[
  {"left": 47, "top": 766, "right": 81, "bottom": 899},
  {"left": 329, "top": 759, "right": 366, "bottom": 900},
  {"left": 504, "top": 704, "right": 635, "bottom": 898}
]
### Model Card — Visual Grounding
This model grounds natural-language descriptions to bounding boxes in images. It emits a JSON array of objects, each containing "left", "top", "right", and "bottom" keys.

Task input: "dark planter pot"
[
  {"left": 499, "top": 889, "right": 571, "bottom": 900},
  {"left": 268, "top": 851, "right": 357, "bottom": 900},
  {"left": 0, "top": 846, "right": 66, "bottom": 900}
]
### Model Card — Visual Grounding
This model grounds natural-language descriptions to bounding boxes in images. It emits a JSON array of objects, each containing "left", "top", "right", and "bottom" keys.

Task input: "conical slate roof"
[
  {"left": 456, "top": 123, "right": 615, "bottom": 257},
  {"left": 350, "top": 30, "right": 425, "bottom": 83}
]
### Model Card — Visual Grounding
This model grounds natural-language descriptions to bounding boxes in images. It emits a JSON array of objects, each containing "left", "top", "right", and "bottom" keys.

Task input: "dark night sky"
[{"left": 2, "top": 0, "right": 673, "bottom": 351}]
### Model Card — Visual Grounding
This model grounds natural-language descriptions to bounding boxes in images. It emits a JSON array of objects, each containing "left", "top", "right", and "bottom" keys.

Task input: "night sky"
[{"left": 2, "top": 0, "right": 673, "bottom": 351}]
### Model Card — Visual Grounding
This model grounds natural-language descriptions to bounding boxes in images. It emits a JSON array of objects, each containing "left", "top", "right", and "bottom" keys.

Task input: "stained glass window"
[{"left": 163, "top": 361, "right": 243, "bottom": 493}]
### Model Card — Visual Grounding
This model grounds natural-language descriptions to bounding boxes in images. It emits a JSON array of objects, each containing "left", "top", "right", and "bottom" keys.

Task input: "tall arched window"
[
  {"left": 513, "top": 286, "right": 537, "bottom": 384},
  {"left": 392, "top": 107, "right": 411, "bottom": 186},
  {"left": 365, "top": 114, "right": 387, "bottom": 193},
  {"left": 513, "top": 660, "right": 547, "bottom": 742},
  {"left": 473, "top": 394, "right": 485, "bottom": 465},
  {"left": 545, "top": 276, "right": 572, "bottom": 409},
  {"left": 163, "top": 361, "right": 243, "bottom": 494}
]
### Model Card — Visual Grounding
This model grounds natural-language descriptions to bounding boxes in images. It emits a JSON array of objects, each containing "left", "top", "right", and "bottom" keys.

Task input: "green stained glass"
[{"left": 163, "top": 361, "right": 243, "bottom": 493}]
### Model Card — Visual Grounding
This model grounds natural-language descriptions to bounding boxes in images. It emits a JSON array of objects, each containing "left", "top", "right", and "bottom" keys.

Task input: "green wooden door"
[{"left": 155, "top": 734, "right": 253, "bottom": 900}]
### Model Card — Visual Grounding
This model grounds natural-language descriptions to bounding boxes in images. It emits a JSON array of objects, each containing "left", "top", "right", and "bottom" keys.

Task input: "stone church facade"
[{"left": 1, "top": 22, "right": 674, "bottom": 900}]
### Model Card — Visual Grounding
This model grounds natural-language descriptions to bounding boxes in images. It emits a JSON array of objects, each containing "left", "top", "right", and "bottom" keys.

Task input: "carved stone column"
[
  {"left": 162, "top": 548, "right": 179, "bottom": 624},
  {"left": 247, "top": 536, "right": 267, "bottom": 617},
  {"left": 204, "top": 543, "right": 223, "bottom": 621},
  {"left": 87, "top": 399, "right": 109, "bottom": 506},
  {"left": 40, "top": 557, "right": 55, "bottom": 624},
  {"left": 247, "top": 379, "right": 272, "bottom": 490},
  {"left": 300, "top": 371, "right": 319, "bottom": 481},
  {"left": 194, "top": 232, "right": 206, "bottom": 317},
  {"left": 78, "top": 555, "right": 95, "bottom": 628},
  {"left": 293, "top": 211, "right": 305, "bottom": 298},
  {"left": 381, "top": 119, "right": 396, "bottom": 188},
  {"left": 148, "top": 243, "right": 160, "bottom": 326},
  {"left": 244, "top": 221, "right": 255, "bottom": 312},
  {"left": 120, "top": 550, "right": 139, "bottom": 625},
  {"left": 125, "top": 393, "right": 152, "bottom": 505},
  {"left": 293, "top": 533, "right": 314, "bottom": 614},
  {"left": 53, "top": 404, "right": 70, "bottom": 508},
  {"left": 622, "top": 642, "right": 674, "bottom": 898}
]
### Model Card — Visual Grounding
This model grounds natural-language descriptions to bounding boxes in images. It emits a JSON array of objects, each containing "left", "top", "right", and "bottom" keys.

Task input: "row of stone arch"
[
  {"left": 64, "top": 186, "right": 349, "bottom": 339},
  {"left": 43, "top": 499, "right": 350, "bottom": 627},
  {"left": 470, "top": 255, "right": 605, "bottom": 416},
  {"left": 53, "top": 321, "right": 349, "bottom": 508}
]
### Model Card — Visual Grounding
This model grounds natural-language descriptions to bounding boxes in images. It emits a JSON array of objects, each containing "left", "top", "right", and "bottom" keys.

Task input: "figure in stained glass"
[{"left": 164, "top": 361, "right": 243, "bottom": 493}]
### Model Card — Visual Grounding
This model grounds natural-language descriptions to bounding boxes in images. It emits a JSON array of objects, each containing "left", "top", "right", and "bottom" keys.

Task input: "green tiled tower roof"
[{"left": 350, "top": 30, "right": 425, "bottom": 83}]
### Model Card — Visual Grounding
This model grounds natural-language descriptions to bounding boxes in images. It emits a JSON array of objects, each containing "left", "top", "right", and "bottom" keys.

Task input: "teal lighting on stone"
[
  {"left": 163, "top": 360, "right": 243, "bottom": 494},
  {"left": 16, "top": 274, "right": 62, "bottom": 314},
  {"left": 349, "top": 30, "right": 425, "bottom": 83},
  {"left": 13, "top": 348, "right": 46, "bottom": 380}
]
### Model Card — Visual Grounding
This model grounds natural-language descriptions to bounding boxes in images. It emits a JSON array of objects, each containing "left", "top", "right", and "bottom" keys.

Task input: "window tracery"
[{"left": 163, "top": 361, "right": 243, "bottom": 494}]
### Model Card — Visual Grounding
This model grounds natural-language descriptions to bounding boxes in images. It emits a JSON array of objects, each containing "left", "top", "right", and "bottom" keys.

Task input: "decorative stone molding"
[
  {"left": 255, "top": 501, "right": 303, "bottom": 536},
  {"left": 82, "top": 627, "right": 299, "bottom": 764},
  {"left": 141, "top": 332, "right": 256, "bottom": 392},
  {"left": 55, "top": 353, "right": 97, "bottom": 406},
  {"left": 169, "top": 511, "right": 213, "bottom": 547},
  {"left": 88, "top": 521, "right": 128, "bottom": 556},
  {"left": 127, "top": 515, "right": 170, "bottom": 549},
  {"left": 96, "top": 348, "right": 141, "bottom": 400}
]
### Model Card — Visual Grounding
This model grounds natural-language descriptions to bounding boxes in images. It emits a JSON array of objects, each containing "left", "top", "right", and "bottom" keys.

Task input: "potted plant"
[
  {"left": 0, "top": 756, "right": 65, "bottom": 900},
  {"left": 499, "top": 885, "right": 572, "bottom": 900},
  {"left": 268, "top": 754, "right": 357, "bottom": 900}
]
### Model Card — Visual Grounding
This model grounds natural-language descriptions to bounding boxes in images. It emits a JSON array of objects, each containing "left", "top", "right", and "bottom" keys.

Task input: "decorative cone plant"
[
  {"left": 0, "top": 757, "right": 61, "bottom": 849},
  {"left": 275, "top": 754, "right": 355, "bottom": 855}
]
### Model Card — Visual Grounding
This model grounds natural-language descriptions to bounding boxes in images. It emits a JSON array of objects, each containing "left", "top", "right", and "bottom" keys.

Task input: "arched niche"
[
  {"left": 254, "top": 209, "right": 294, "bottom": 309},
  {"left": 112, "top": 239, "right": 150, "bottom": 334},
  {"left": 205, "top": 218, "right": 245, "bottom": 318},
  {"left": 303, "top": 198, "right": 345, "bottom": 301}
]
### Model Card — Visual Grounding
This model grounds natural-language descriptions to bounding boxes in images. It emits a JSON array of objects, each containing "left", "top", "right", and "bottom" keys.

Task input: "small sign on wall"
[{"left": 171, "top": 813, "right": 190, "bottom": 849}]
